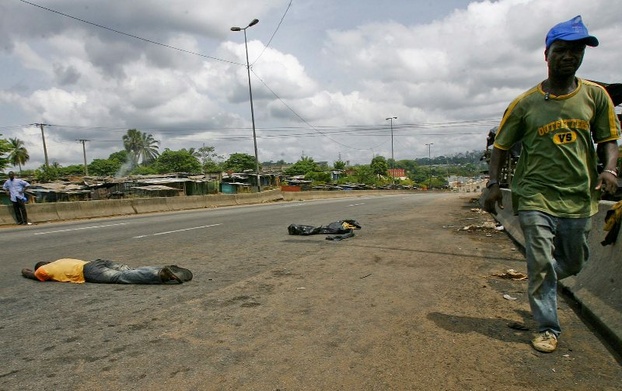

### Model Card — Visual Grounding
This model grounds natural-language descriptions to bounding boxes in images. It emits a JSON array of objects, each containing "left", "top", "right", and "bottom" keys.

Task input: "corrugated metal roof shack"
[
  {"left": 28, "top": 183, "right": 92, "bottom": 203},
  {"left": 220, "top": 172, "right": 282, "bottom": 193},
  {"left": 23, "top": 175, "right": 220, "bottom": 202},
  {"left": 221, "top": 173, "right": 254, "bottom": 194},
  {"left": 130, "top": 177, "right": 219, "bottom": 196},
  {"left": 131, "top": 185, "right": 184, "bottom": 198},
  {"left": 220, "top": 182, "right": 251, "bottom": 194}
]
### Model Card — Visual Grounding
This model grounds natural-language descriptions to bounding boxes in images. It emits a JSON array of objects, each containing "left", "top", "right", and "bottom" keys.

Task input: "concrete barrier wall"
[
  {"left": 562, "top": 201, "right": 621, "bottom": 353},
  {"left": 0, "top": 189, "right": 412, "bottom": 225},
  {"left": 235, "top": 190, "right": 283, "bottom": 205},
  {"left": 132, "top": 197, "right": 170, "bottom": 215},
  {"left": 479, "top": 188, "right": 621, "bottom": 353},
  {"left": 281, "top": 189, "right": 397, "bottom": 201}
]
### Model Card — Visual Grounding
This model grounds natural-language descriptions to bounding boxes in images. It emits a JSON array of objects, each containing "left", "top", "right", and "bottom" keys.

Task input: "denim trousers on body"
[
  {"left": 518, "top": 211, "right": 591, "bottom": 337},
  {"left": 82, "top": 259, "right": 163, "bottom": 284}
]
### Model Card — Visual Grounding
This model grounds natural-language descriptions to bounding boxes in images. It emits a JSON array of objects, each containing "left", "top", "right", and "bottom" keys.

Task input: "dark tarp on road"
[{"left": 288, "top": 219, "right": 361, "bottom": 241}]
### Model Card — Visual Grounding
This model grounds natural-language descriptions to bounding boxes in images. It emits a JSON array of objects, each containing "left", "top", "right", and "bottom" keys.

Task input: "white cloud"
[{"left": 0, "top": 0, "right": 621, "bottom": 170}]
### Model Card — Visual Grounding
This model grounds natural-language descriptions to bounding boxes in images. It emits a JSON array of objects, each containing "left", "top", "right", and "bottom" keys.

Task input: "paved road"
[{"left": 1, "top": 192, "right": 620, "bottom": 390}]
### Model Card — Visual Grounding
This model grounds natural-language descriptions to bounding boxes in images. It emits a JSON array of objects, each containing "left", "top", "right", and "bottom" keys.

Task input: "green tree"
[
  {"left": 370, "top": 156, "right": 389, "bottom": 177},
  {"left": 8, "top": 138, "right": 29, "bottom": 173},
  {"left": 333, "top": 159, "right": 346, "bottom": 170},
  {"left": 130, "top": 165, "right": 158, "bottom": 175},
  {"left": 409, "top": 167, "right": 429, "bottom": 184},
  {"left": 0, "top": 137, "right": 11, "bottom": 171},
  {"left": 89, "top": 158, "right": 122, "bottom": 176},
  {"left": 109, "top": 150, "right": 129, "bottom": 163},
  {"left": 183, "top": 147, "right": 200, "bottom": 157},
  {"left": 305, "top": 170, "right": 331, "bottom": 183},
  {"left": 284, "top": 156, "right": 320, "bottom": 176},
  {"left": 122, "top": 129, "right": 160, "bottom": 166},
  {"left": 122, "top": 129, "right": 141, "bottom": 166},
  {"left": 60, "top": 164, "right": 86, "bottom": 176},
  {"left": 153, "top": 149, "right": 202, "bottom": 174},
  {"left": 197, "top": 145, "right": 223, "bottom": 173},
  {"left": 139, "top": 132, "right": 160, "bottom": 164},
  {"left": 35, "top": 162, "right": 62, "bottom": 182},
  {"left": 353, "top": 165, "right": 376, "bottom": 185},
  {"left": 223, "top": 153, "right": 259, "bottom": 172}
]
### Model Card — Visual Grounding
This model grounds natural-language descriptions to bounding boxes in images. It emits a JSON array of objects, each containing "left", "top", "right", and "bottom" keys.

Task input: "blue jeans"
[
  {"left": 518, "top": 211, "right": 591, "bottom": 336},
  {"left": 83, "top": 259, "right": 164, "bottom": 284}
]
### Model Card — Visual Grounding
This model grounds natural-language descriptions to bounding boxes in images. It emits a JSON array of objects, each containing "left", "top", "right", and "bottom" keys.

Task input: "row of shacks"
[{"left": 19, "top": 172, "right": 281, "bottom": 203}]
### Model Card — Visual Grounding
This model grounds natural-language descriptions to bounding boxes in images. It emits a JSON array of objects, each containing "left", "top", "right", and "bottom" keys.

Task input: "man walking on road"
[
  {"left": 484, "top": 15, "right": 621, "bottom": 353},
  {"left": 3, "top": 171, "right": 31, "bottom": 225}
]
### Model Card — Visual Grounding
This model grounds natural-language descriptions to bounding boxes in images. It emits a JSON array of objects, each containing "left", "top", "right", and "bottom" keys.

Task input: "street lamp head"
[
  {"left": 231, "top": 19, "right": 258, "bottom": 32},
  {"left": 385, "top": 116, "right": 397, "bottom": 121}
]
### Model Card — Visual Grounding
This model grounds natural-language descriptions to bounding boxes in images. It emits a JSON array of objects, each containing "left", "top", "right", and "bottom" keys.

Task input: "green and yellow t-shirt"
[
  {"left": 494, "top": 79, "right": 621, "bottom": 218},
  {"left": 35, "top": 258, "right": 88, "bottom": 283}
]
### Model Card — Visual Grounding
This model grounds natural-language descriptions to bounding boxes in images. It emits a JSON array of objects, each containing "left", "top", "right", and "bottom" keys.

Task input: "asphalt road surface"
[{"left": 1, "top": 192, "right": 620, "bottom": 390}]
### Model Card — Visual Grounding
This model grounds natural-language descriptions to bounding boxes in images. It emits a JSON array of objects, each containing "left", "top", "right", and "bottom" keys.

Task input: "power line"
[
  {"left": 0, "top": 121, "right": 494, "bottom": 148},
  {"left": 13, "top": 0, "right": 495, "bottom": 156},
  {"left": 250, "top": 69, "right": 374, "bottom": 153},
  {"left": 17, "top": 0, "right": 242, "bottom": 66},
  {"left": 251, "top": 0, "right": 293, "bottom": 66},
  {"left": 16, "top": 0, "right": 359, "bottom": 151}
]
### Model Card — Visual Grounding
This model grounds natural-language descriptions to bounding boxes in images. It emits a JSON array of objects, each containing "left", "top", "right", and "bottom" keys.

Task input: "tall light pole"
[
  {"left": 425, "top": 142, "right": 434, "bottom": 189},
  {"left": 386, "top": 116, "right": 397, "bottom": 185},
  {"left": 231, "top": 18, "right": 261, "bottom": 193}
]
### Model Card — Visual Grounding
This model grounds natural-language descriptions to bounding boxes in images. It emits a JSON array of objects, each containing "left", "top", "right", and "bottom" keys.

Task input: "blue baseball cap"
[{"left": 545, "top": 15, "right": 599, "bottom": 49}]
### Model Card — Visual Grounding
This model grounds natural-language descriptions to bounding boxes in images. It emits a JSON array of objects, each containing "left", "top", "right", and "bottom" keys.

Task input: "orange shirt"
[{"left": 34, "top": 258, "right": 88, "bottom": 283}]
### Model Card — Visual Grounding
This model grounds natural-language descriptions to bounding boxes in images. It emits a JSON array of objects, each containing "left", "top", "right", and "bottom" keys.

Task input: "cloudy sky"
[{"left": 1, "top": 0, "right": 621, "bottom": 170}]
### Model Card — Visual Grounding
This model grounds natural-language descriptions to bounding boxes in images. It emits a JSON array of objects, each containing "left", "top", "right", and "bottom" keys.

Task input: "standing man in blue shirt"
[{"left": 3, "top": 171, "right": 31, "bottom": 225}]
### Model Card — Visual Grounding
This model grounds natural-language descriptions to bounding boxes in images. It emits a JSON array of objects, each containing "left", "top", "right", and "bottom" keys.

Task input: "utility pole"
[
  {"left": 78, "top": 139, "right": 90, "bottom": 176},
  {"left": 426, "top": 142, "right": 434, "bottom": 189},
  {"left": 386, "top": 116, "right": 397, "bottom": 185},
  {"left": 32, "top": 123, "right": 50, "bottom": 167}
]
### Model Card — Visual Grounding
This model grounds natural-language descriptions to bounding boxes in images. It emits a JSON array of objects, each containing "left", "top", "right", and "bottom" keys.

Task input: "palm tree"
[
  {"left": 122, "top": 129, "right": 160, "bottom": 166},
  {"left": 122, "top": 129, "right": 141, "bottom": 167},
  {"left": 184, "top": 147, "right": 200, "bottom": 158},
  {"left": 138, "top": 132, "right": 160, "bottom": 164},
  {"left": 8, "top": 138, "right": 29, "bottom": 173}
]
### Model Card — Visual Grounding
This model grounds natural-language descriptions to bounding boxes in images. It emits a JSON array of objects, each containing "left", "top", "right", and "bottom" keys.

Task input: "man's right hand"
[
  {"left": 483, "top": 186, "right": 504, "bottom": 215},
  {"left": 21, "top": 268, "right": 37, "bottom": 280}
]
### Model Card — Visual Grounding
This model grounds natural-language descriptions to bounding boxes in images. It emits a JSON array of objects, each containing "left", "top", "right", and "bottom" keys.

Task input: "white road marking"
[
  {"left": 348, "top": 203, "right": 365, "bottom": 207},
  {"left": 133, "top": 223, "right": 222, "bottom": 239},
  {"left": 34, "top": 223, "right": 128, "bottom": 235}
]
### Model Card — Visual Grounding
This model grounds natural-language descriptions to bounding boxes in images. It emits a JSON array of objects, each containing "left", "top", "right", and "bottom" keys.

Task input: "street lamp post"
[
  {"left": 425, "top": 142, "right": 434, "bottom": 189},
  {"left": 386, "top": 116, "right": 397, "bottom": 185},
  {"left": 231, "top": 18, "right": 261, "bottom": 192}
]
